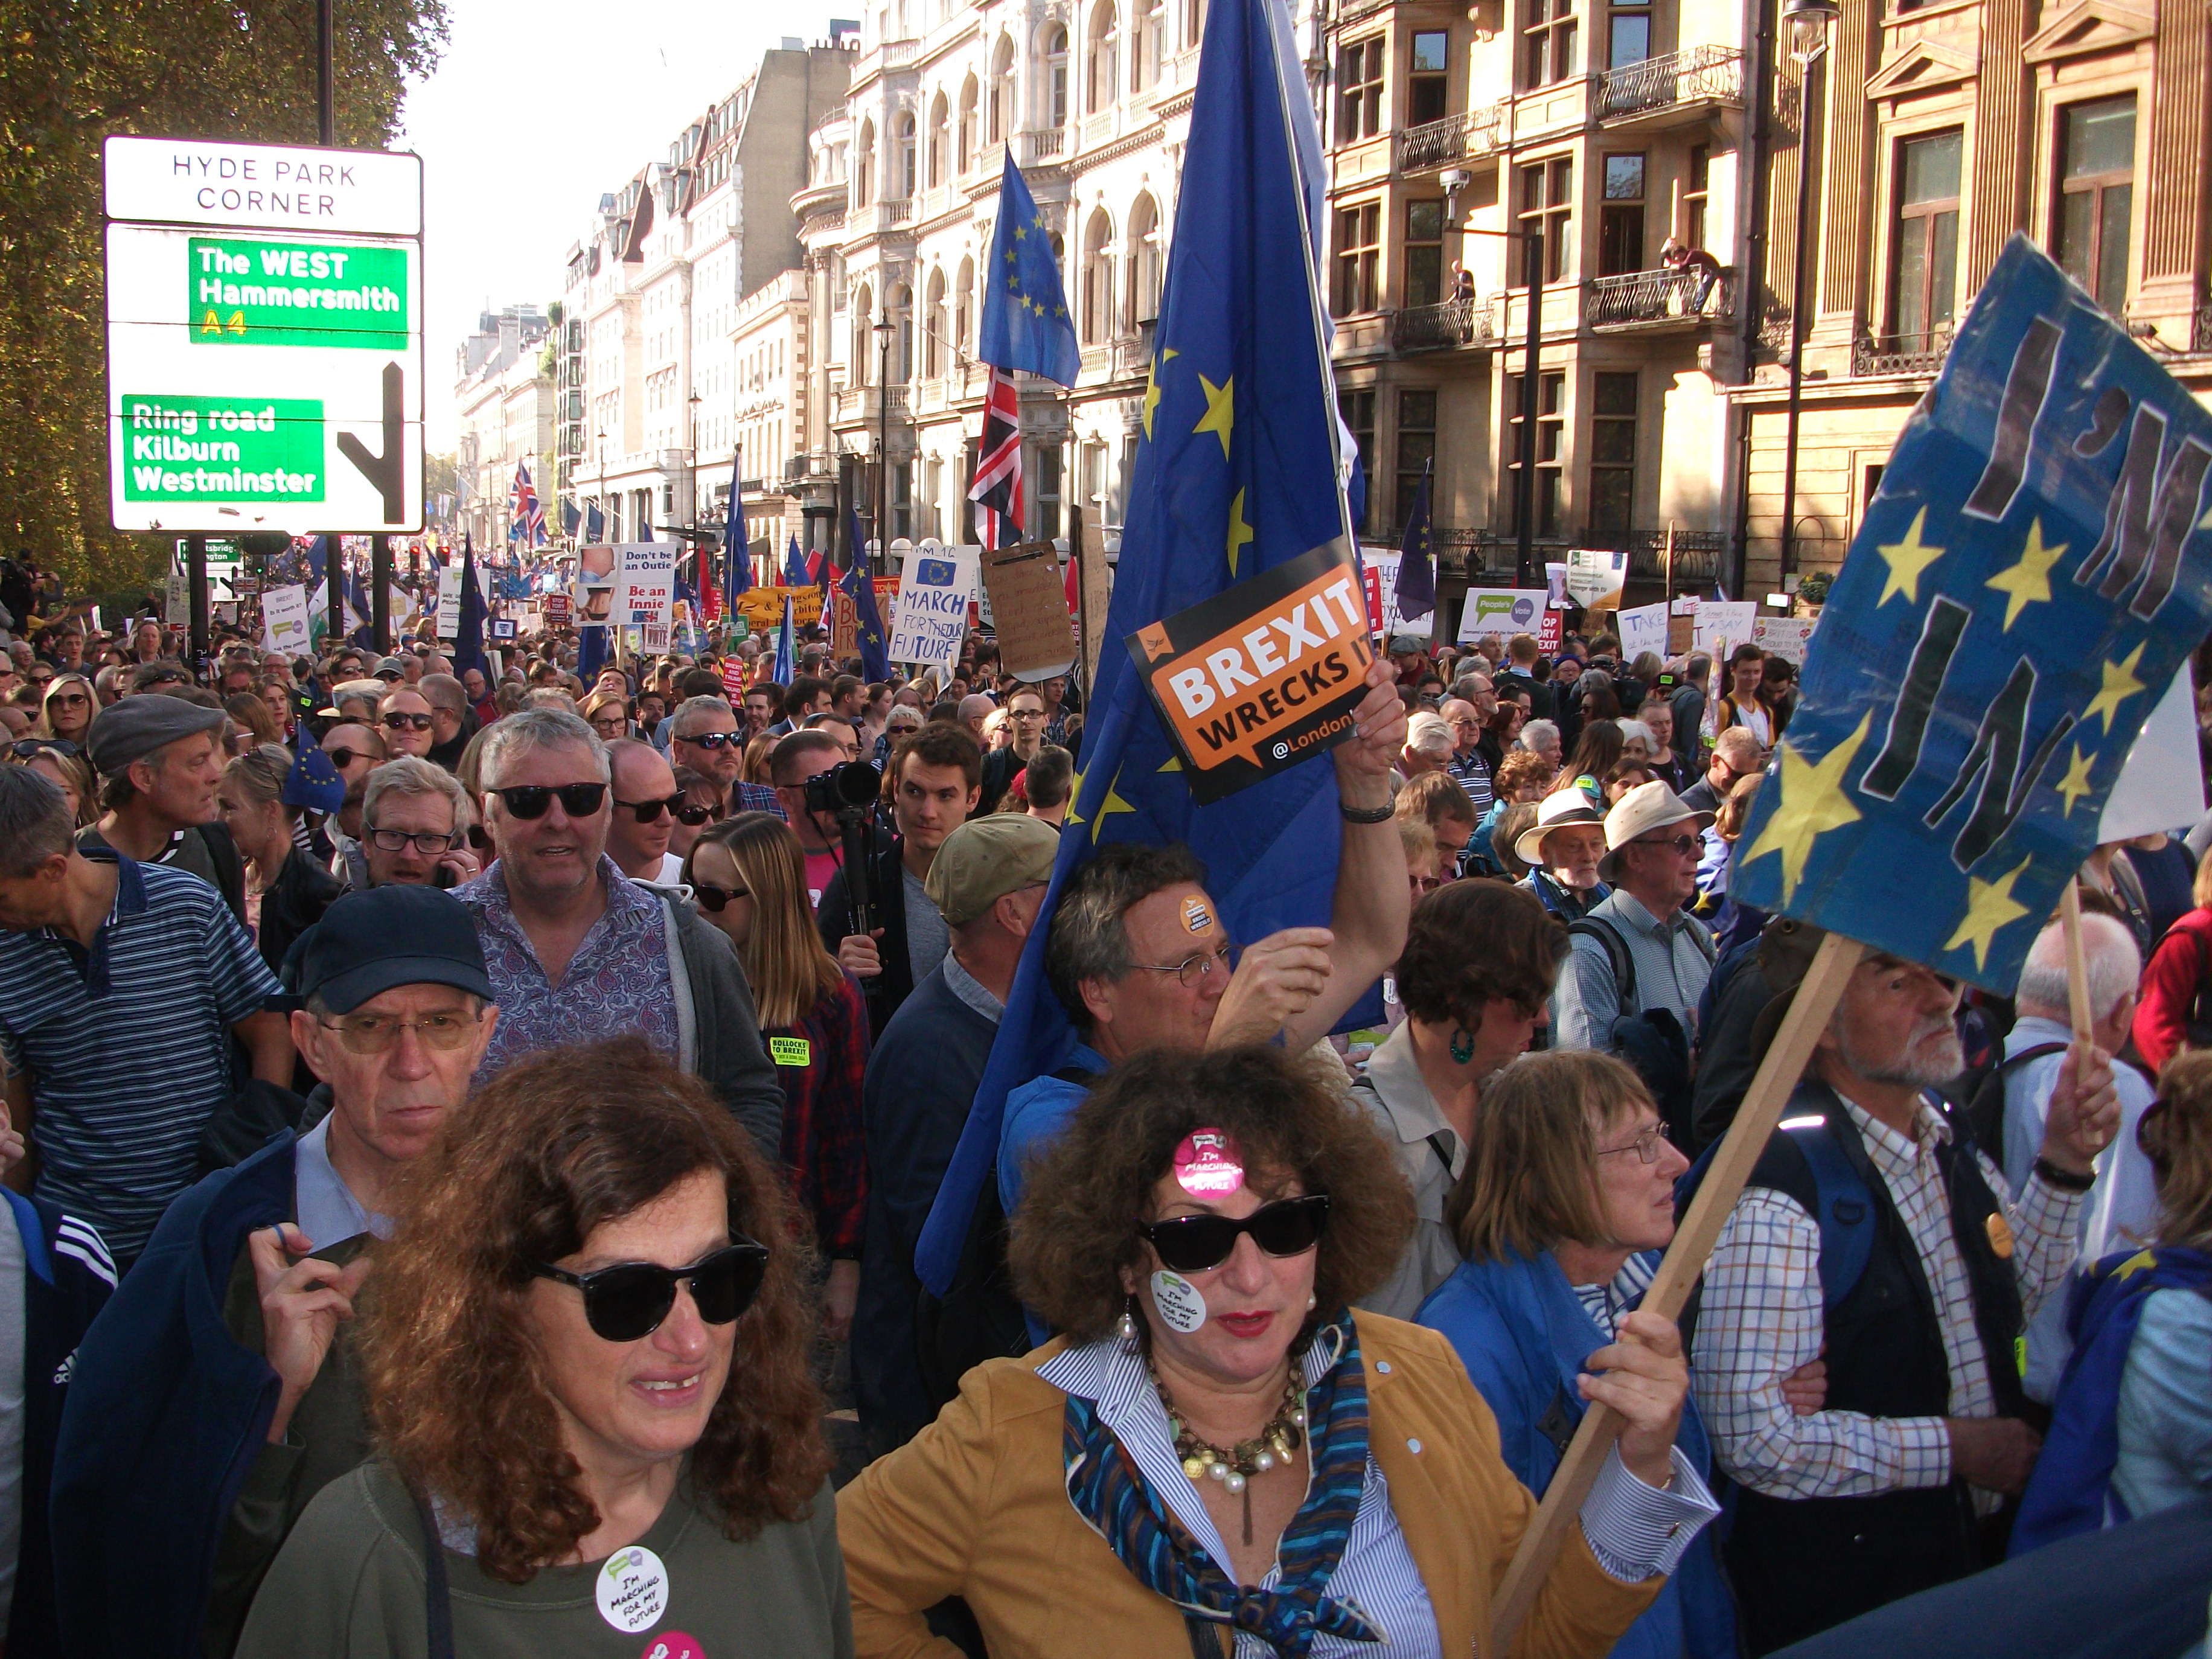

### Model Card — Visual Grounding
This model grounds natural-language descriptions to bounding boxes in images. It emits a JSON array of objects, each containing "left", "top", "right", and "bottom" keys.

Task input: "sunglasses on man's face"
[
  {"left": 677, "top": 729, "right": 740, "bottom": 750},
  {"left": 492, "top": 782, "right": 607, "bottom": 819},
  {"left": 381, "top": 711, "right": 434, "bottom": 731},
  {"left": 615, "top": 792, "right": 683, "bottom": 823},
  {"left": 533, "top": 1239, "right": 770, "bottom": 1343},
  {"left": 1137, "top": 1194, "right": 1331, "bottom": 1275}
]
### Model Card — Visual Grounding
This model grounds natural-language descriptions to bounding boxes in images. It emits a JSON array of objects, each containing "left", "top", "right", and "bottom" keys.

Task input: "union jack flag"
[
  {"left": 967, "top": 365, "right": 1024, "bottom": 551},
  {"left": 508, "top": 461, "right": 547, "bottom": 548}
]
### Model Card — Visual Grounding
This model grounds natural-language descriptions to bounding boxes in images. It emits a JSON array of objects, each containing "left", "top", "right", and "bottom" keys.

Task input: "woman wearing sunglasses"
[
  {"left": 235, "top": 1038, "right": 850, "bottom": 1657},
  {"left": 839, "top": 1044, "right": 1711, "bottom": 1659},
  {"left": 683, "top": 814, "right": 870, "bottom": 1342},
  {"left": 34, "top": 671, "right": 95, "bottom": 750},
  {"left": 1417, "top": 1051, "right": 1750, "bottom": 1659},
  {"left": 667, "top": 765, "right": 723, "bottom": 860},
  {"left": 5, "top": 738, "right": 97, "bottom": 827}
]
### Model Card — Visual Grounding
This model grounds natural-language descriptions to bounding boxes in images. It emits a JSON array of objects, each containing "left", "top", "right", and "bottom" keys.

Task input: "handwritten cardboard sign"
[
  {"left": 1127, "top": 539, "right": 1375, "bottom": 805},
  {"left": 980, "top": 539, "right": 1077, "bottom": 681}
]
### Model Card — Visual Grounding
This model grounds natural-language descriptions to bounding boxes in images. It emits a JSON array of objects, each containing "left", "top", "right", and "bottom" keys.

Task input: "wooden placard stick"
[
  {"left": 1488, "top": 929, "right": 1865, "bottom": 1655},
  {"left": 2059, "top": 881, "right": 2095, "bottom": 1042}
]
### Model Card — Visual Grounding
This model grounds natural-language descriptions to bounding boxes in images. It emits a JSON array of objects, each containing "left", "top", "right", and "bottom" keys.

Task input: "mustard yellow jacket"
[{"left": 837, "top": 1311, "right": 1663, "bottom": 1658}]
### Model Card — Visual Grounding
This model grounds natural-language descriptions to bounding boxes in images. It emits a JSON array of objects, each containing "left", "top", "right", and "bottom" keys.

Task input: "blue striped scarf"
[{"left": 1061, "top": 1314, "right": 1383, "bottom": 1657}]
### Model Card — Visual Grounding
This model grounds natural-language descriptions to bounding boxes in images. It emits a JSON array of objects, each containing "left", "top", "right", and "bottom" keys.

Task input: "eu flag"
[
  {"left": 1731, "top": 235, "right": 2212, "bottom": 990},
  {"left": 916, "top": 0, "right": 1357, "bottom": 1292},
  {"left": 977, "top": 152, "right": 1081, "bottom": 387},
  {"left": 772, "top": 594, "right": 796, "bottom": 686},
  {"left": 1396, "top": 458, "right": 1436, "bottom": 622},
  {"left": 784, "top": 535, "right": 811, "bottom": 587},
  {"left": 451, "top": 534, "right": 489, "bottom": 684},
  {"left": 842, "top": 532, "right": 893, "bottom": 681},
  {"left": 722, "top": 451, "right": 751, "bottom": 613}
]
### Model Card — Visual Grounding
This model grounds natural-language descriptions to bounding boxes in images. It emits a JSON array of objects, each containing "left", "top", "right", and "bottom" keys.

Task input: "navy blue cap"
[{"left": 297, "top": 886, "right": 494, "bottom": 1014}]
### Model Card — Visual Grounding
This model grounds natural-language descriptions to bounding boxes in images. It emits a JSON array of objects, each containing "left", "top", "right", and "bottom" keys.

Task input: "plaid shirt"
[
  {"left": 770, "top": 970, "right": 871, "bottom": 1256},
  {"left": 1692, "top": 1094, "right": 2082, "bottom": 1507},
  {"left": 732, "top": 779, "right": 786, "bottom": 820}
]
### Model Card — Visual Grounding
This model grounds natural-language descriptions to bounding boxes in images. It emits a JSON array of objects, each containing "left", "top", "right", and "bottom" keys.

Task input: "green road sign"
[
  {"left": 188, "top": 235, "right": 409, "bottom": 350},
  {"left": 123, "top": 394, "right": 325, "bottom": 503}
]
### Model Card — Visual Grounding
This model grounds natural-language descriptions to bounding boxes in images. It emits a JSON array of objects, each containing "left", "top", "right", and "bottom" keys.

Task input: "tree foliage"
[{"left": 0, "top": 0, "right": 448, "bottom": 596}]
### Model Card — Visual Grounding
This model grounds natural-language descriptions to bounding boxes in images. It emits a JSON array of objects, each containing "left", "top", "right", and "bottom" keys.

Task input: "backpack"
[
  {"left": 2147, "top": 911, "right": 2212, "bottom": 1049},
  {"left": 1569, "top": 913, "right": 1715, "bottom": 1145},
  {"left": 1958, "top": 1042, "right": 2069, "bottom": 1160}
]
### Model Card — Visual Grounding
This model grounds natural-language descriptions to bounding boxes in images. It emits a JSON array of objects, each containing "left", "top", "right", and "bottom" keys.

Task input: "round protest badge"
[
  {"left": 1151, "top": 1268, "right": 1209, "bottom": 1333},
  {"left": 596, "top": 1544, "right": 668, "bottom": 1635},
  {"left": 1174, "top": 1128, "right": 1245, "bottom": 1198},
  {"left": 638, "top": 1635, "right": 706, "bottom": 1659},
  {"left": 1180, "top": 893, "right": 1213, "bottom": 934}
]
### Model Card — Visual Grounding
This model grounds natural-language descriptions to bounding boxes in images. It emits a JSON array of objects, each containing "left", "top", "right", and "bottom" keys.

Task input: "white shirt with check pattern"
[{"left": 1691, "top": 1093, "right": 2083, "bottom": 1509}]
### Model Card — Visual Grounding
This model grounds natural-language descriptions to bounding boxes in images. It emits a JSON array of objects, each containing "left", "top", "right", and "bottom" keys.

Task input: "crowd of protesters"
[{"left": 0, "top": 558, "right": 2201, "bottom": 1658}]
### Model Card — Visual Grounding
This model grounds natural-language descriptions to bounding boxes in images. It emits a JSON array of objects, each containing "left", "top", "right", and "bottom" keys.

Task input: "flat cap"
[
  {"left": 924, "top": 813, "right": 1061, "bottom": 927},
  {"left": 85, "top": 695, "right": 224, "bottom": 778}
]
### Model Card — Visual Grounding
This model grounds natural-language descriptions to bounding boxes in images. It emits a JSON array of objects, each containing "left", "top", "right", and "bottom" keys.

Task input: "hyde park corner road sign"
[{"left": 102, "top": 135, "right": 424, "bottom": 534}]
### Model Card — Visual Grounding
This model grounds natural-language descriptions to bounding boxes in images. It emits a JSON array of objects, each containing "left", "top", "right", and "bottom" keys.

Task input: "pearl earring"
[
  {"left": 1306, "top": 1293, "right": 1317, "bottom": 1311},
  {"left": 1117, "top": 1298, "right": 1139, "bottom": 1349}
]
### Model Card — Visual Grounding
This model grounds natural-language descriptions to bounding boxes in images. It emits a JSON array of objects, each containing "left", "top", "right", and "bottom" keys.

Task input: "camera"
[{"left": 804, "top": 759, "right": 882, "bottom": 817}]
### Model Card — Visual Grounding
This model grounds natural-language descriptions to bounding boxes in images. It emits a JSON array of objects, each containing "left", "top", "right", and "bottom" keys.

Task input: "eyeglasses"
[
  {"left": 1138, "top": 1195, "right": 1331, "bottom": 1274},
  {"left": 692, "top": 880, "right": 750, "bottom": 912},
  {"left": 534, "top": 1239, "right": 770, "bottom": 1342},
  {"left": 615, "top": 793, "right": 683, "bottom": 823},
  {"left": 676, "top": 729, "right": 740, "bottom": 749},
  {"left": 492, "top": 782, "right": 608, "bottom": 819},
  {"left": 1635, "top": 833, "right": 1702, "bottom": 858},
  {"left": 10, "top": 738, "right": 78, "bottom": 760},
  {"left": 1010, "top": 707, "right": 1046, "bottom": 721},
  {"left": 380, "top": 711, "right": 434, "bottom": 731},
  {"left": 1597, "top": 1124, "right": 1675, "bottom": 1165},
  {"left": 325, "top": 746, "right": 376, "bottom": 769},
  {"left": 1131, "top": 942, "right": 1235, "bottom": 990},
  {"left": 674, "top": 801, "right": 717, "bottom": 826},
  {"left": 314, "top": 1009, "right": 482, "bottom": 1055},
  {"left": 366, "top": 826, "right": 461, "bottom": 854}
]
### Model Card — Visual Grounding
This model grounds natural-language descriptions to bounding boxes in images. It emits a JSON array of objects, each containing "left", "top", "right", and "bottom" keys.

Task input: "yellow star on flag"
[
  {"left": 1226, "top": 488, "right": 1254, "bottom": 576},
  {"left": 1984, "top": 517, "right": 2066, "bottom": 631},
  {"left": 1007, "top": 275, "right": 1019, "bottom": 292},
  {"left": 1194, "top": 372, "right": 1235, "bottom": 461},
  {"left": 2084, "top": 642, "right": 2147, "bottom": 734},
  {"left": 1739, "top": 715, "right": 1871, "bottom": 906},
  {"left": 1031, "top": 298, "right": 1046, "bottom": 316},
  {"left": 1142, "top": 348, "right": 1180, "bottom": 440},
  {"left": 1158, "top": 756, "right": 1183, "bottom": 772},
  {"left": 1942, "top": 856, "right": 2034, "bottom": 972},
  {"left": 1014, "top": 224, "right": 1026, "bottom": 240},
  {"left": 2112, "top": 1248, "right": 2158, "bottom": 1280},
  {"left": 2053, "top": 744, "right": 2095, "bottom": 817},
  {"left": 1005, "top": 249, "right": 1017, "bottom": 264},
  {"left": 1876, "top": 508, "right": 1945, "bottom": 607},
  {"left": 1032, "top": 209, "right": 1047, "bottom": 228},
  {"left": 1073, "top": 767, "right": 1137, "bottom": 842}
]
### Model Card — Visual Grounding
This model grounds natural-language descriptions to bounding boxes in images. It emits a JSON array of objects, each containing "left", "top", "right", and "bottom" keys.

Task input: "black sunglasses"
[
  {"left": 615, "top": 792, "right": 683, "bottom": 823},
  {"left": 676, "top": 729, "right": 740, "bottom": 749},
  {"left": 1137, "top": 1194, "right": 1331, "bottom": 1274},
  {"left": 381, "top": 711, "right": 435, "bottom": 730},
  {"left": 324, "top": 746, "right": 374, "bottom": 769},
  {"left": 674, "top": 801, "right": 716, "bottom": 826},
  {"left": 692, "top": 880, "right": 749, "bottom": 912},
  {"left": 10, "top": 738, "right": 78, "bottom": 760},
  {"left": 533, "top": 1239, "right": 769, "bottom": 1342},
  {"left": 493, "top": 782, "right": 607, "bottom": 819}
]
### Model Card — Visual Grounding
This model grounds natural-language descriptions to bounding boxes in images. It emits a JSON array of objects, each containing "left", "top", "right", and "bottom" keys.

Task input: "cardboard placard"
[
  {"left": 830, "top": 586, "right": 860, "bottom": 659},
  {"left": 733, "top": 585, "right": 823, "bottom": 630},
  {"left": 260, "top": 583, "right": 311, "bottom": 654},
  {"left": 887, "top": 546, "right": 979, "bottom": 671},
  {"left": 980, "top": 539, "right": 1078, "bottom": 681},
  {"left": 540, "top": 592, "right": 572, "bottom": 627},
  {"left": 1617, "top": 601, "right": 1669, "bottom": 661},
  {"left": 1748, "top": 614, "right": 1814, "bottom": 663},
  {"left": 1565, "top": 548, "right": 1626, "bottom": 610},
  {"left": 1360, "top": 548, "right": 1407, "bottom": 638},
  {"left": 613, "top": 543, "right": 676, "bottom": 628},
  {"left": 1077, "top": 508, "right": 1113, "bottom": 689},
  {"left": 1128, "top": 539, "right": 1375, "bottom": 805},
  {"left": 1457, "top": 588, "right": 1559, "bottom": 652},
  {"left": 1692, "top": 600, "right": 1758, "bottom": 662}
]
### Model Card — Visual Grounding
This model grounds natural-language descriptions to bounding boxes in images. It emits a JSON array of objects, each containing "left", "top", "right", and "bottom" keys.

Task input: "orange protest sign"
[
  {"left": 1128, "top": 540, "right": 1374, "bottom": 804},
  {"left": 734, "top": 585, "right": 822, "bottom": 630}
]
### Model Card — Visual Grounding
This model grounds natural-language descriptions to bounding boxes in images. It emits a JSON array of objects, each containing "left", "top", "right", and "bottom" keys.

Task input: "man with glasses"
[
  {"left": 1439, "top": 697, "right": 1494, "bottom": 813},
  {"left": 359, "top": 758, "right": 478, "bottom": 889},
  {"left": 53, "top": 885, "right": 500, "bottom": 1655},
  {"left": 977, "top": 685, "right": 1048, "bottom": 813},
  {"left": 603, "top": 737, "right": 685, "bottom": 885},
  {"left": 457, "top": 708, "right": 783, "bottom": 1160},
  {"left": 1550, "top": 781, "right": 1717, "bottom": 1056},
  {"left": 1681, "top": 724, "right": 1760, "bottom": 816},
  {"left": 670, "top": 694, "right": 782, "bottom": 819},
  {"left": 374, "top": 686, "right": 436, "bottom": 762}
]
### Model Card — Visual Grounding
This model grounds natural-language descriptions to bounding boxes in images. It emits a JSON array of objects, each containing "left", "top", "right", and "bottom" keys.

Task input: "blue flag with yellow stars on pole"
[
  {"left": 916, "top": 0, "right": 1360, "bottom": 1293},
  {"left": 1731, "top": 233, "right": 2212, "bottom": 991},
  {"left": 977, "top": 151, "right": 1081, "bottom": 386}
]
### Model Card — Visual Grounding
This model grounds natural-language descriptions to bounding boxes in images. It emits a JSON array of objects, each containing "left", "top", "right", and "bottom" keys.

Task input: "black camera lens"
[{"left": 803, "top": 759, "right": 882, "bottom": 815}]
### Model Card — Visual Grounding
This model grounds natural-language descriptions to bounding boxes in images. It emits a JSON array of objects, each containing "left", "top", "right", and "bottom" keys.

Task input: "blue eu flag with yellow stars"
[
  {"left": 1731, "top": 234, "right": 2212, "bottom": 991},
  {"left": 916, "top": 0, "right": 1358, "bottom": 1292},
  {"left": 977, "top": 152, "right": 1081, "bottom": 386}
]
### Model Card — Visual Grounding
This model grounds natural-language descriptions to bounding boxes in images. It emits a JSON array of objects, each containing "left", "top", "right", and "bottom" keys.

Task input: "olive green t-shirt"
[{"left": 234, "top": 1461, "right": 854, "bottom": 1659}]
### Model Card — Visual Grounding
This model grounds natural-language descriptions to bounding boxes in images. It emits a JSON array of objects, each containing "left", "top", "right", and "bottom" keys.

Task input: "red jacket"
[{"left": 2132, "top": 907, "right": 2212, "bottom": 1073}]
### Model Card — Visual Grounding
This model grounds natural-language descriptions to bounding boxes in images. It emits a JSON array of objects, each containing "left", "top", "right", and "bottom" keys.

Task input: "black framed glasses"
[
  {"left": 381, "top": 711, "right": 434, "bottom": 731},
  {"left": 366, "top": 826, "right": 462, "bottom": 854},
  {"left": 615, "top": 793, "right": 683, "bottom": 823},
  {"left": 1138, "top": 1195, "right": 1331, "bottom": 1275},
  {"left": 10, "top": 738, "right": 78, "bottom": 760},
  {"left": 493, "top": 782, "right": 607, "bottom": 819},
  {"left": 533, "top": 1239, "right": 770, "bottom": 1342},
  {"left": 676, "top": 729, "right": 740, "bottom": 749},
  {"left": 692, "top": 880, "right": 749, "bottom": 913},
  {"left": 1130, "top": 942, "right": 1235, "bottom": 990}
]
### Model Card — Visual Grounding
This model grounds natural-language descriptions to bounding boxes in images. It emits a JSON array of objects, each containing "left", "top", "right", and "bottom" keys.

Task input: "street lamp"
[
  {"left": 872, "top": 310, "right": 895, "bottom": 575},
  {"left": 1777, "top": 0, "right": 1839, "bottom": 584}
]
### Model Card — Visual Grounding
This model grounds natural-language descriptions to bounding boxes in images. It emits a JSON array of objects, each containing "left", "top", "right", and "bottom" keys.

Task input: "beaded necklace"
[{"left": 1148, "top": 1355, "right": 1308, "bottom": 1546}]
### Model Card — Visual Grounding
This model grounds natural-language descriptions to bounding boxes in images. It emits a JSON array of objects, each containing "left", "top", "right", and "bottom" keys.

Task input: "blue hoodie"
[{"left": 1418, "top": 1247, "right": 1735, "bottom": 1659}]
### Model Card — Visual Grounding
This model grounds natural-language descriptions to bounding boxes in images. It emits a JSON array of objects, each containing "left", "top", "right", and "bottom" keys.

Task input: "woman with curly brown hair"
[
  {"left": 235, "top": 1037, "right": 851, "bottom": 1657},
  {"left": 837, "top": 1043, "right": 1712, "bottom": 1659}
]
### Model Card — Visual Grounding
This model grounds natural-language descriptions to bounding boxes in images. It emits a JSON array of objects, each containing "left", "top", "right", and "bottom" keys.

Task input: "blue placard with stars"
[
  {"left": 977, "top": 152, "right": 1081, "bottom": 387},
  {"left": 1732, "top": 233, "right": 2212, "bottom": 991}
]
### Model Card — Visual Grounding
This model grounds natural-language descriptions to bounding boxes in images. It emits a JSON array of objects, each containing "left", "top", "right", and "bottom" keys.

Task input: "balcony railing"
[
  {"left": 881, "top": 197, "right": 914, "bottom": 225},
  {"left": 2196, "top": 299, "right": 2212, "bottom": 353},
  {"left": 833, "top": 385, "right": 910, "bottom": 424},
  {"left": 1585, "top": 265, "right": 1735, "bottom": 329},
  {"left": 1594, "top": 46, "right": 1745, "bottom": 123},
  {"left": 880, "top": 36, "right": 921, "bottom": 66},
  {"left": 1394, "top": 101, "right": 1509, "bottom": 173},
  {"left": 1026, "top": 127, "right": 1066, "bottom": 161},
  {"left": 1391, "top": 295, "right": 1498, "bottom": 353},
  {"left": 1852, "top": 324, "right": 1953, "bottom": 377},
  {"left": 1427, "top": 526, "right": 1725, "bottom": 584}
]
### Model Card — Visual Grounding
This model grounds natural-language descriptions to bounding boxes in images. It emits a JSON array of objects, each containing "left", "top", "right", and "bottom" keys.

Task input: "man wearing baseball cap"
[
  {"left": 78, "top": 691, "right": 247, "bottom": 920},
  {"left": 1514, "top": 787, "right": 1614, "bottom": 921},
  {"left": 52, "top": 885, "right": 500, "bottom": 1658},
  {"left": 1551, "top": 778, "right": 1717, "bottom": 1057},
  {"left": 854, "top": 813, "right": 1061, "bottom": 1457}
]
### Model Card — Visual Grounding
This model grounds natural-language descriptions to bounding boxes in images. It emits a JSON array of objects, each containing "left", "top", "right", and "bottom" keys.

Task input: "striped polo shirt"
[{"left": 0, "top": 854, "right": 279, "bottom": 1261}]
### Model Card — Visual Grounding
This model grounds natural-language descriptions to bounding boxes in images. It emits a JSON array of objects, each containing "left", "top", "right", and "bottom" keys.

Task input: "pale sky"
[{"left": 398, "top": 0, "right": 843, "bottom": 449}]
